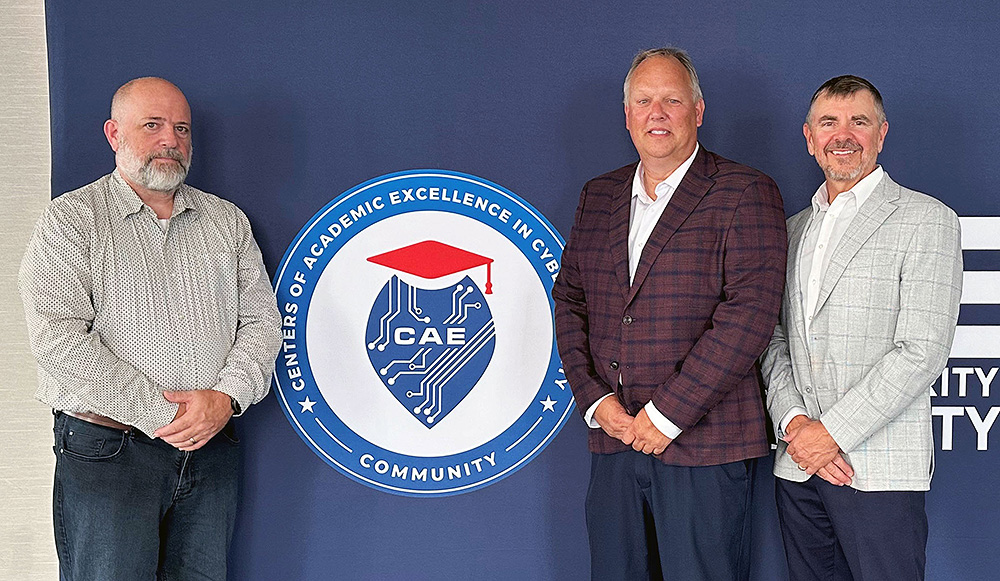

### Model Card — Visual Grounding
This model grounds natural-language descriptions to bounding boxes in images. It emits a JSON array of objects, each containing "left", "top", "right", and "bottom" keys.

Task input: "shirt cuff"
[
  {"left": 643, "top": 401, "right": 682, "bottom": 439},
  {"left": 584, "top": 394, "right": 614, "bottom": 428},
  {"left": 779, "top": 407, "right": 809, "bottom": 435},
  {"left": 212, "top": 376, "right": 250, "bottom": 418}
]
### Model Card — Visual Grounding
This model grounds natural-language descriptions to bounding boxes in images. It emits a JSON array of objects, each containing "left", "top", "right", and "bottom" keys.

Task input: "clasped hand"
[
  {"left": 153, "top": 389, "right": 234, "bottom": 451},
  {"left": 593, "top": 398, "right": 671, "bottom": 456},
  {"left": 784, "top": 415, "right": 854, "bottom": 486}
]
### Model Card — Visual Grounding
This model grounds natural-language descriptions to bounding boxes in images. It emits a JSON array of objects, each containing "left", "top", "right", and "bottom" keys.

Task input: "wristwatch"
[{"left": 230, "top": 396, "right": 241, "bottom": 415}]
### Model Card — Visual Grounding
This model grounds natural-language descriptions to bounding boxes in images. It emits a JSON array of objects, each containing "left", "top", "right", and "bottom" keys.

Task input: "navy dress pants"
[
  {"left": 585, "top": 451, "right": 756, "bottom": 581},
  {"left": 775, "top": 476, "right": 927, "bottom": 581},
  {"left": 52, "top": 411, "right": 239, "bottom": 581}
]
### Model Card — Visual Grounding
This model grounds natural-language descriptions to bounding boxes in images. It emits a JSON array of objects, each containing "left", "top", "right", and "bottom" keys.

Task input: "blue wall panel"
[{"left": 45, "top": 2, "right": 1000, "bottom": 578}]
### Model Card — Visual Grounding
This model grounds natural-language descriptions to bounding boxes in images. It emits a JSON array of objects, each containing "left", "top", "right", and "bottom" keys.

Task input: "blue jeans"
[{"left": 52, "top": 411, "right": 240, "bottom": 581}]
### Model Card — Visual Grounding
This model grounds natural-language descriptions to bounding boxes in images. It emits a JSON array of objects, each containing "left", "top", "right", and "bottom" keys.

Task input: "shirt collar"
[
  {"left": 633, "top": 143, "right": 700, "bottom": 203},
  {"left": 110, "top": 168, "right": 194, "bottom": 219},
  {"left": 811, "top": 165, "right": 884, "bottom": 215}
]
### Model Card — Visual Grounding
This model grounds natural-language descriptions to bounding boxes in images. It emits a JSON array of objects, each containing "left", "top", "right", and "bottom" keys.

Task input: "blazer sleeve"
[
  {"left": 821, "top": 203, "right": 963, "bottom": 453},
  {"left": 553, "top": 183, "right": 615, "bottom": 416},
  {"left": 650, "top": 175, "right": 787, "bottom": 430},
  {"left": 761, "top": 316, "right": 806, "bottom": 438},
  {"left": 762, "top": 215, "right": 807, "bottom": 438}
]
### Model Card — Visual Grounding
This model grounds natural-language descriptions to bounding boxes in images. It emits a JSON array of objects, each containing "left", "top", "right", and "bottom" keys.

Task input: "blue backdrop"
[{"left": 45, "top": 2, "right": 1000, "bottom": 579}]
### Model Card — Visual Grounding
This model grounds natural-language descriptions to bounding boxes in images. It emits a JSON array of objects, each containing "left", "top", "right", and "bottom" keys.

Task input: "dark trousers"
[
  {"left": 585, "top": 451, "right": 755, "bottom": 581},
  {"left": 52, "top": 411, "right": 240, "bottom": 581},
  {"left": 775, "top": 476, "right": 927, "bottom": 581}
]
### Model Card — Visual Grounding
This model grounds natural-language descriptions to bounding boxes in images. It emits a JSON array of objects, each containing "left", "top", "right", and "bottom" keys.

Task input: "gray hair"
[
  {"left": 806, "top": 75, "right": 886, "bottom": 125},
  {"left": 623, "top": 47, "right": 703, "bottom": 104}
]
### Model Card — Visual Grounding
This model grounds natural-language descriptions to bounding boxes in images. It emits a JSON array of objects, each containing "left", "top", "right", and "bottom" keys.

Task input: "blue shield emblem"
[{"left": 366, "top": 274, "right": 495, "bottom": 427}]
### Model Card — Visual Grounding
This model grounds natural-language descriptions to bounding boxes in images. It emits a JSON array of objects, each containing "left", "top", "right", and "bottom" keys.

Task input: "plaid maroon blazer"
[{"left": 553, "top": 146, "right": 787, "bottom": 465}]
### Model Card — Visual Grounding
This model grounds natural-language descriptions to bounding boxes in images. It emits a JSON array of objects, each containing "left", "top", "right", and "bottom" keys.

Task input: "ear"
[
  {"left": 104, "top": 119, "right": 120, "bottom": 152},
  {"left": 695, "top": 99, "right": 705, "bottom": 127},
  {"left": 624, "top": 103, "right": 631, "bottom": 131},
  {"left": 803, "top": 122, "right": 815, "bottom": 156},
  {"left": 877, "top": 120, "right": 889, "bottom": 153}
]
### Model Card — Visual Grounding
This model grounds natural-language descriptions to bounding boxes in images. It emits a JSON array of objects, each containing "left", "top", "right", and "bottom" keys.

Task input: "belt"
[{"left": 63, "top": 411, "right": 134, "bottom": 432}]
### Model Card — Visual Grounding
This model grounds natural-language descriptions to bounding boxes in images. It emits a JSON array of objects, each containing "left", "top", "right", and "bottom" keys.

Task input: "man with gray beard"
[{"left": 18, "top": 77, "right": 281, "bottom": 580}]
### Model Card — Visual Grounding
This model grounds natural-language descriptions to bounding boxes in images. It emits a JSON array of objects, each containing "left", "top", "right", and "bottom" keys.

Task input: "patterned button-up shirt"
[{"left": 19, "top": 170, "right": 281, "bottom": 437}]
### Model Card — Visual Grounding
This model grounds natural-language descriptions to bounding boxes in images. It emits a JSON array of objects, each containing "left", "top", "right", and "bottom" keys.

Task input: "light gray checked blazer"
[{"left": 762, "top": 172, "right": 963, "bottom": 491}]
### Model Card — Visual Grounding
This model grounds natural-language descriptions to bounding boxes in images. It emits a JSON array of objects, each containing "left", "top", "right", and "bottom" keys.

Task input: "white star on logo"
[
  {"left": 299, "top": 396, "right": 317, "bottom": 413},
  {"left": 539, "top": 395, "right": 557, "bottom": 412}
]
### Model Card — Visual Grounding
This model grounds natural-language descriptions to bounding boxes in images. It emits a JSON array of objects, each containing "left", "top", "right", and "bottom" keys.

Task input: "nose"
[
  {"left": 649, "top": 101, "right": 667, "bottom": 119},
  {"left": 158, "top": 127, "right": 179, "bottom": 149},
  {"left": 831, "top": 124, "right": 855, "bottom": 141}
]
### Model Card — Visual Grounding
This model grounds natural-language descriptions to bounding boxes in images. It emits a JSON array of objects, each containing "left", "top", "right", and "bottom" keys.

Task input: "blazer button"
[
  {"left": 610, "top": 361, "right": 619, "bottom": 370},
  {"left": 622, "top": 315, "right": 633, "bottom": 325}
]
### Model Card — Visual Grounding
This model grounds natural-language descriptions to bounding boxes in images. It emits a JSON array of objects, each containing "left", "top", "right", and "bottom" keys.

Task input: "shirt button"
[
  {"left": 818, "top": 243, "right": 824, "bottom": 249},
  {"left": 805, "top": 386, "right": 813, "bottom": 394},
  {"left": 622, "top": 315, "right": 633, "bottom": 325},
  {"left": 610, "top": 361, "right": 620, "bottom": 370}
]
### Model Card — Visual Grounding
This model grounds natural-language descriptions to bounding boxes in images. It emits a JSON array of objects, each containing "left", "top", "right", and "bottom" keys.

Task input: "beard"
[
  {"left": 821, "top": 160, "right": 867, "bottom": 184},
  {"left": 819, "top": 139, "right": 874, "bottom": 184},
  {"left": 116, "top": 136, "right": 191, "bottom": 193}
]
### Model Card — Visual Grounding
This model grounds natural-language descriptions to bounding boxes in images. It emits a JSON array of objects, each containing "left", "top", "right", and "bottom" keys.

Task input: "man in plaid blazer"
[
  {"left": 761, "top": 76, "right": 963, "bottom": 581},
  {"left": 552, "top": 47, "right": 786, "bottom": 580}
]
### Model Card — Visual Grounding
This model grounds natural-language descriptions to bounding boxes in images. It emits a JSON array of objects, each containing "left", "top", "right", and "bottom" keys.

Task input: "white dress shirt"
[
  {"left": 779, "top": 166, "right": 885, "bottom": 433},
  {"left": 584, "top": 145, "right": 700, "bottom": 439}
]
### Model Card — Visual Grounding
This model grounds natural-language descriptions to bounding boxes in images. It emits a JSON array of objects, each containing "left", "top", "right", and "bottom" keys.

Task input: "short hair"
[
  {"left": 110, "top": 77, "right": 184, "bottom": 120},
  {"left": 807, "top": 75, "right": 886, "bottom": 125},
  {"left": 623, "top": 47, "right": 703, "bottom": 104}
]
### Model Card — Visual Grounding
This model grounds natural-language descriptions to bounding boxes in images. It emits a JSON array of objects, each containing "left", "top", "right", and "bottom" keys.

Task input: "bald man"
[{"left": 19, "top": 77, "right": 281, "bottom": 580}]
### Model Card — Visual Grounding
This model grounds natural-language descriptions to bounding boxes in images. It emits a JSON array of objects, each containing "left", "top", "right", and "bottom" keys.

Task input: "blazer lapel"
[
  {"left": 609, "top": 166, "right": 635, "bottom": 299},
  {"left": 627, "top": 147, "right": 715, "bottom": 305},
  {"left": 813, "top": 175, "right": 900, "bottom": 314}
]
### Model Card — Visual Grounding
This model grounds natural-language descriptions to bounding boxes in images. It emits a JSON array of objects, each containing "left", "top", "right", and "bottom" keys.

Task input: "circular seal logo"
[{"left": 273, "top": 170, "right": 573, "bottom": 496}]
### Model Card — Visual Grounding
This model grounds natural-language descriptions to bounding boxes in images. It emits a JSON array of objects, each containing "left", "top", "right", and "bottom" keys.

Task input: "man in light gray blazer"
[{"left": 762, "top": 75, "right": 963, "bottom": 581}]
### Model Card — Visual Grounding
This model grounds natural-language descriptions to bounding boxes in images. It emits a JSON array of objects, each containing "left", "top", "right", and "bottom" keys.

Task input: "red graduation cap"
[{"left": 367, "top": 240, "right": 494, "bottom": 294}]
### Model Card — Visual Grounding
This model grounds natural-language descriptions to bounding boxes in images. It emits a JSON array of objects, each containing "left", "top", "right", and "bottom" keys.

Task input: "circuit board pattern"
[{"left": 366, "top": 275, "right": 496, "bottom": 427}]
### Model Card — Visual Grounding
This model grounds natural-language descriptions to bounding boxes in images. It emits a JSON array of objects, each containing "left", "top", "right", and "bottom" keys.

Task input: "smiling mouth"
[
  {"left": 648, "top": 129, "right": 671, "bottom": 135},
  {"left": 828, "top": 149, "right": 859, "bottom": 156}
]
